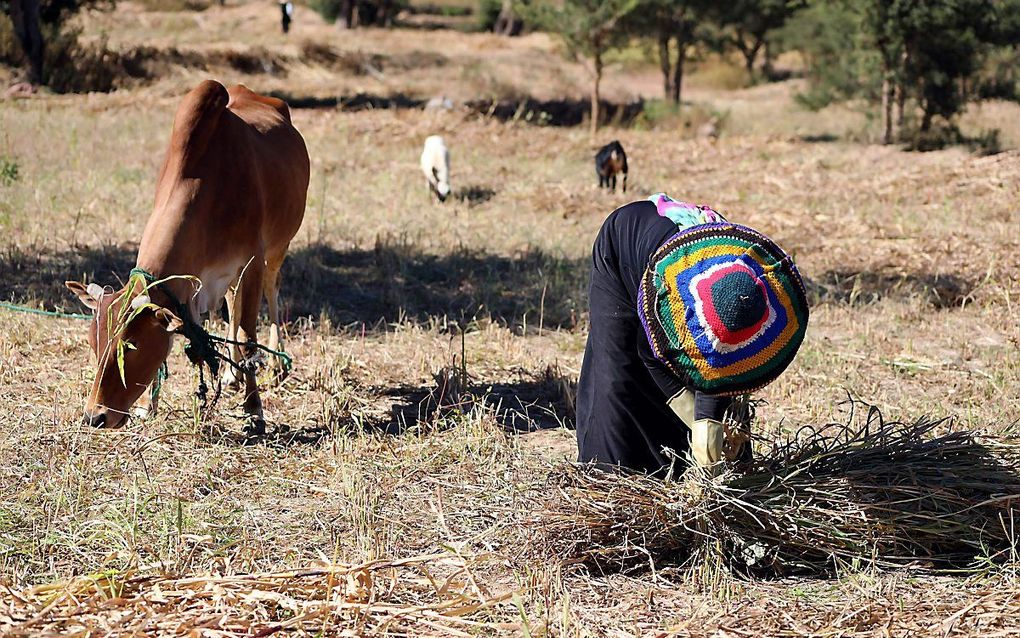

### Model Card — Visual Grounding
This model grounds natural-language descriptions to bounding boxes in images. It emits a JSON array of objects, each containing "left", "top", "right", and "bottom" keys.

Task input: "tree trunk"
[
  {"left": 738, "top": 38, "right": 763, "bottom": 82},
  {"left": 671, "top": 37, "right": 685, "bottom": 105},
  {"left": 591, "top": 51, "right": 603, "bottom": 136},
  {"left": 9, "top": 0, "right": 44, "bottom": 85},
  {"left": 494, "top": 0, "right": 521, "bottom": 36},
  {"left": 895, "top": 81, "right": 905, "bottom": 139},
  {"left": 920, "top": 106, "right": 933, "bottom": 133},
  {"left": 896, "top": 49, "right": 908, "bottom": 140},
  {"left": 762, "top": 40, "right": 774, "bottom": 80},
  {"left": 658, "top": 29, "right": 672, "bottom": 99},
  {"left": 338, "top": 0, "right": 355, "bottom": 28},
  {"left": 881, "top": 76, "right": 893, "bottom": 144}
]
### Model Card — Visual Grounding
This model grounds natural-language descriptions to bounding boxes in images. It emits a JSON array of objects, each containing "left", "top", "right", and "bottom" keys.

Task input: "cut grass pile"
[{"left": 537, "top": 406, "right": 1020, "bottom": 578}]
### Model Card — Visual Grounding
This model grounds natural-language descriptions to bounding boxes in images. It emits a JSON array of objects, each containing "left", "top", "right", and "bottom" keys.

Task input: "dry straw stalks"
[
  {"left": 1, "top": 553, "right": 515, "bottom": 636},
  {"left": 536, "top": 403, "right": 1020, "bottom": 578}
]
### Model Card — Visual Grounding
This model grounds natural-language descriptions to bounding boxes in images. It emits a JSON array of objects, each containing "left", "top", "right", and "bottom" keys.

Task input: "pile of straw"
[
  {"left": 1, "top": 553, "right": 513, "bottom": 636},
  {"left": 537, "top": 407, "right": 1020, "bottom": 576}
]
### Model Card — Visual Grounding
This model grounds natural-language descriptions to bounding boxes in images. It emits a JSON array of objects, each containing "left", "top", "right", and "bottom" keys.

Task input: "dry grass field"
[{"left": 2, "top": 1, "right": 1020, "bottom": 635}]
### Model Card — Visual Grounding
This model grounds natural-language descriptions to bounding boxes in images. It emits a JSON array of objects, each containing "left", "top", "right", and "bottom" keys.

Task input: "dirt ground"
[{"left": 1, "top": 1, "right": 1020, "bottom": 635}]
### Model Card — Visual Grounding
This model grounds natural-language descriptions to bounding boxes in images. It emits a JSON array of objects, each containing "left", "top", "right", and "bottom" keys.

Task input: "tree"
[
  {"left": 493, "top": 0, "right": 522, "bottom": 36},
  {"left": 640, "top": 0, "right": 701, "bottom": 104},
  {"left": 782, "top": 0, "right": 1012, "bottom": 145},
  {"left": 776, "top": 1, "right": 874, "bottom": 107},
  {"left": 716, "top": 0, "right": 805, "bottom": 81},
  {"left": 309, "top": 0, "right": 403, "bottom": 28},
  {"left": 6, "top": 0, "right": 44, "bottom": 84},
  {"left": 895, "top": 1, "right": 999, "bottom": 133},
  {"left": 518, "top": 0, "right": 641, "bottom": 135},
  {"left": 2, "top": 0, "right": 111, "bottom": 84}
]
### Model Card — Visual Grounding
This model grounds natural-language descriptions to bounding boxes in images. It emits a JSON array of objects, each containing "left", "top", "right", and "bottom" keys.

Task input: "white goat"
[{"left": 420, "top": 135, "right": 451, "bottom": 203}]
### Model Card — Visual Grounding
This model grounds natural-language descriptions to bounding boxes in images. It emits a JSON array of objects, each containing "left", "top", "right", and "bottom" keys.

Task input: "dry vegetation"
[{"left": 1, "top": 1, "right": 1020, "bottom": 635}]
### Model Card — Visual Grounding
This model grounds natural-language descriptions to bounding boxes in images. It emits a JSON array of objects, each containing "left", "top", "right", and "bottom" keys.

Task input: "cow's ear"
[
  {"left": 154, "top": 307, "right": 183, "bottom": 333},
  {"left": 65, "top": 281, "right": 100, "bottom": 310}
]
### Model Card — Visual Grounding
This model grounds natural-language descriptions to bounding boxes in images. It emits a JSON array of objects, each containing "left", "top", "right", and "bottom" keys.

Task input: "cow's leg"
[
  {"left": 611, "top": 174, "right": 617, "bottom": 191},
  {"left": 622, "top": 172, "right": 627, "bottom": 193},
  {"left": 221, "top": 284, "right": 243, "bottom": 389},
  {"left": 263, "top": 258, "right": 285, "bottom": 377},
  {"left": 236, "top": 259, "right": 266, "bottom": 434}
]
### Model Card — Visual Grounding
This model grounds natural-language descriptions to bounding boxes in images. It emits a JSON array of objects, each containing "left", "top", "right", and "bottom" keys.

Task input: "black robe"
[{"left": 576, "top": 200, "right": 731, "bottom": 475}]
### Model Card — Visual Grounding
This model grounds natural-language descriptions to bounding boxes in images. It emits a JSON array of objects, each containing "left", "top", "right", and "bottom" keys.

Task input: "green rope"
[
  {"left": 151, "top": 361, "right": 169, "bottom": 405},
  {"left": 129, "top": 267, "right": 294, "bottom": 376},
  {"left": 0, "top": 301, "right": 91, "bottom": 321}
]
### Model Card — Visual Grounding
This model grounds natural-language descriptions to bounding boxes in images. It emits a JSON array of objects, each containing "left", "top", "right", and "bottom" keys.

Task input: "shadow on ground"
[
  {"left": 465, "top": 97, "right": 645, "bottom": 128},
  {"left": 365, "top": 366, "right": 576, "bottom": 435},
  {"left": 266, "top": 91, "right": 428, "bottom": 111},
  {"left": 270, "top": 89, "right": 645, "bottom": 128},
  {"left": 806, "top": 269, "right": 975, "bottom": 309},
  {"left": 283, "top": 236, "right": 588, "bottom": 330},
  {"left": 454, "top": 185, "right": 496, "bottom": 206},
  {"left": 1, "top": 245, "right": 979, "bottom": 325},
  {"left": 0, "top": 243, "right": 136, "bottom": 314},
  {"left": 0, "top": 238, "right": 588, "bottom": 331}
]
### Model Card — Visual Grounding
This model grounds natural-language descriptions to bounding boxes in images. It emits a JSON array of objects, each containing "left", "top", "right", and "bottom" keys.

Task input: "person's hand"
[
  {"left": 667, "top": 389, "right": 695, "bottom": 426},
  {"left": 691, "top": 418, "right": 724, "bottom": 467}
]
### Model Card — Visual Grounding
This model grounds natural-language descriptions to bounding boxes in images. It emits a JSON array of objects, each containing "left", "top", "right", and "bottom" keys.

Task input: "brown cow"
[{"left": 66, "top": 80, "right": 310, "bottom": 431}]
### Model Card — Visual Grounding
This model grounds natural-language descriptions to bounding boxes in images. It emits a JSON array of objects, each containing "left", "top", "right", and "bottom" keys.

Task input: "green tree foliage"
[
  {"left": 779, "top": 1, "right": 875, "bottom": 108},
  {"left": 626, "top": 0, "right": 713, "bottom": 105},
  {"left": 479, "top": 0, "right": 522, "bottom": 35},
  {"left": 517, "top": 0, "right": 641, "bottom": 134},
  {"left": 715, "top": 0, "right": 805, "bottom": 80},
  {"left": 1, "top": 0, "right": 111, "bottom": 84},
  {"left": 782, "top": 0, "right": 1020, "bottom": 144},
  {"left": 309, "top": 0, "right": 405, "bottom": 28}
]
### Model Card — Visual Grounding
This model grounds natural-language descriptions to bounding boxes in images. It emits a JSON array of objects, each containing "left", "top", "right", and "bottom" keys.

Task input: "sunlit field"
[{"left": 2, "top": 1, "right": 1020, "bottom": 635}]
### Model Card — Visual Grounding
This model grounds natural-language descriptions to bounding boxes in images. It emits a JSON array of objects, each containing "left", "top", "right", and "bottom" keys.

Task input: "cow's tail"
[{"left": 170, "top": 80, "right": 230, "bottom": 174}]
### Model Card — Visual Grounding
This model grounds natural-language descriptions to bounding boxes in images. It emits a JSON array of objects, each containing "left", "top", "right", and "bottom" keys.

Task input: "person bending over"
[{"left": 576, "top": 194, "right": 809, "bottom": 474}]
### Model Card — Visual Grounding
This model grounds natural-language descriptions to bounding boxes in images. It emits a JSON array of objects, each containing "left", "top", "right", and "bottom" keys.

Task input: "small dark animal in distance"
[{"left": 595, "top": 140, "right": 628, "bottom": 193}]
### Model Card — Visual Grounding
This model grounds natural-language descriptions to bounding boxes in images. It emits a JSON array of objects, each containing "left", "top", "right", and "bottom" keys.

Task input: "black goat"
[{"left": 595, "top": 140, "right": 628, "bottom": 193}]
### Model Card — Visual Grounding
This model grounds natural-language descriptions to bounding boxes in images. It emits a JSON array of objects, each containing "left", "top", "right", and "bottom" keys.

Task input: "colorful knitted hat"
[{"left": 638, "top": 222, "right": 809, "bottom": 396}]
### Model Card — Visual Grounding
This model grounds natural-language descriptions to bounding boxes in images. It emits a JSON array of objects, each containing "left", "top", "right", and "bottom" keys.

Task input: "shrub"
[
  {"left": 476, "top": 0, "right": 501, "bottom": 31},
  {"left": 308, "top": 0, "right": 408, "bottom": 26},
  {"left": 0, "top": 157, "right": 20, "bottom": 185}
]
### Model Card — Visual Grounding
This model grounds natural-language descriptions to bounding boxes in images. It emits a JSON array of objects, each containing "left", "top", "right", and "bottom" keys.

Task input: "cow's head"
[{"left": 65, "top": 280, "right": 182, "bottom": 428}]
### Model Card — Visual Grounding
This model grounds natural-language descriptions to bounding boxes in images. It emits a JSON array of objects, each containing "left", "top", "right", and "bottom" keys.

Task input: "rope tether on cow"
[
  {"left": 1, "top": 270, "right": 293, "bottom": 409},
  {"left": 127, "top": 268, "right": 293, "bottom": 407},
  {"left": 0, "top": 301, "right": 91, "bottom": 321}
]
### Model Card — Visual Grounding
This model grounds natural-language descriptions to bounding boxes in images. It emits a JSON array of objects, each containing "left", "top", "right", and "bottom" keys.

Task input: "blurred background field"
[{"left": 1, "top": 0, "right": 1020, "bottom": 635}]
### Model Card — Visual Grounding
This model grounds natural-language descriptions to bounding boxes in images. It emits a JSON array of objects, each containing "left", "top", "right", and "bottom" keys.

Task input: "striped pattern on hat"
[{"left": 638, "top": 222, "right": 809, "bottom": 396}]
